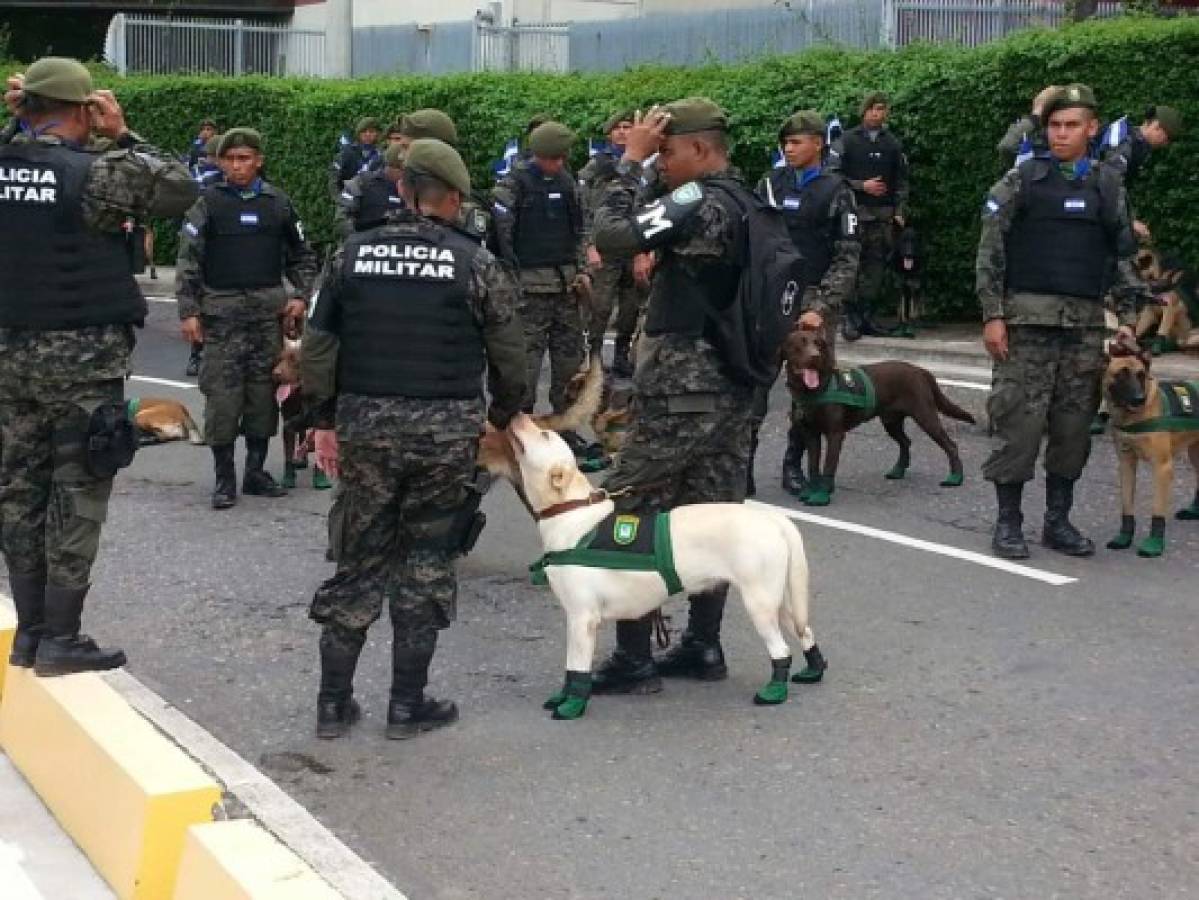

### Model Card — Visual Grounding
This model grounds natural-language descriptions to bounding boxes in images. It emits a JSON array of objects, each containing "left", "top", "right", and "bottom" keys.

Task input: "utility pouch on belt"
[
  {"left": 450, "top": 469, "right": 492, "bottom": 556},
  {"left": 86, "top": 401, "right": 138, "bottom": 478}
]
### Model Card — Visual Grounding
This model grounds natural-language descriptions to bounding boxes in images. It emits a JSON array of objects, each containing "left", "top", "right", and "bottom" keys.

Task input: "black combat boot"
[
  {"left": 386, "top": 639, "right": 458, "bottom": 740},
  {"left": 211, "top": 444, "right": 237, "bottom": 509},
  {"left": 781, "top": 435, "right": 808, "bottom": 497},
  {"left": 243, "top": 437, "right": 287, "bottom": 497},
  {"left": 992, "top": 482, "right": 1029, "bottom": 559},
  {"left": 185, "top": 343, "right": 203, "bottom": 377},
  {"left": 8, "top": 570, "right": 46, "bottom": 667},
  {"left": 1042, "top": 474, "right": 1095, "bottom": 557},
  {"left": 592, "top": 618, "right": 662, "bottom": 695},
  {"left": 656, "top": 587, "right": 728, "bottom": 680},
  {"left": 316, "top": 631, "right": 363, "bottom": 739},
  {"left": 34, "top": 585, "right": 126, "bottom": 676},
  {"left": 612, "top": 339, "right": 634, "bottom": 378},
  {"left": 746, "top": 427, "right": 759, "bottom": 498}
]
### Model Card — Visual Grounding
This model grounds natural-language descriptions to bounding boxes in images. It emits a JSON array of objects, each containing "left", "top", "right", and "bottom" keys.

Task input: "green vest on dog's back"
[
  {"left": 530, "top": 511, "right": 683, "bottom": 595},
  {"left": 1118, "top": 381, "right": 1199, "bottom": 434},
  {"left": 801, "top": 367, "right": 876, "bottom": 413}
]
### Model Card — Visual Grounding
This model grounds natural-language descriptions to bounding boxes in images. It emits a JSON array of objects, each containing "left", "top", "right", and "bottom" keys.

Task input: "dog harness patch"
[
  {"left": 529, "top": 511, "right": 683, "bottom": 595},
  {"left": 1118, "top": 380, "right": 1199, "bottom": 433},
  {"left": 801, "top": 367, "right": 877, "bottom": 413}
]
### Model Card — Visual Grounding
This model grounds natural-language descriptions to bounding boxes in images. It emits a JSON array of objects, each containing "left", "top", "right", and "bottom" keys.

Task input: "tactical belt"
[{"left": 530, "top": 511, "right": 683, "bottom": 595}]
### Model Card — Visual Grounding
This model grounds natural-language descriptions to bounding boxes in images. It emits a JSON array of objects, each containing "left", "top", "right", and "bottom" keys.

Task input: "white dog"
[{"left": 480, "top": 414, "right": 826, "bottom": 720}]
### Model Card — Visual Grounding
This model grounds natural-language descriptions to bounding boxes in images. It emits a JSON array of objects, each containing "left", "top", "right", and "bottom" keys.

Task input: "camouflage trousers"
[
  {"left": 983, "top": 325, "right": 1104, "bottom": 484},
  {"left": 606, "top": 388, "right": 754, "bottom": 516},
  {"left": 586, "top": 261, "right": 644, "bottom": 356},
  {"left": 854, "top": 217, "right": 897, "bottom": 312},
  {"left": 518, "top": 289, "right": 584, "bottom": 414},
  {"left": 0, "top": 378, "right": 122, "bottom": 587},
  {"left": 309, "top": 434, "right": 475, "bottom": 652},
  {"left": 199, "top": 316, "right": 281, "bottom": 445}
]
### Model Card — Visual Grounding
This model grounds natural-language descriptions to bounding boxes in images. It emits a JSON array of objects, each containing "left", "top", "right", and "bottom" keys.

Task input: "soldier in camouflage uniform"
[
  {"left": 492, "top": 122, "right": 591, "bottom": 436},
  {"left": 589, "top": 99, "right": 758, "bottom": 694},
  {"left": 579, "top": 109, "right": 644, "bottom": 376},
  {"left": 303, "top": 140, "right": 526, "bottom": 739},
  {"left": 334, "top": 140, "right": 407, "bottom": 239},
  {"left": 176, "top": 128, "right": 317, "bottom": 509},
  {"left": 0, "top": 58, "right": 196, "bottom": 674},
  {"left": 753, "top": 110, "right": 861, "bottom": 499},
  {"left": 978, "top": 85, "right": 1147, "bottom": 560},
  {"left": 328, "top": 116, "right": 382, "bottom": 201}
]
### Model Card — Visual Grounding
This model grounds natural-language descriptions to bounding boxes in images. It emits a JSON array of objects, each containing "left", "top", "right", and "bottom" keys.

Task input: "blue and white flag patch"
[
  {"left": 240, "top": 212, "right": 259, "bottom": 226},
  {"left": 184, "top": 221, "right": 199, "bottom": 237},
  {"left": 783, "top": 196, "right": 801, "bottom": 210},
  {"left": 1063, "top": 198, "right": 1087, "bottom": 212}
]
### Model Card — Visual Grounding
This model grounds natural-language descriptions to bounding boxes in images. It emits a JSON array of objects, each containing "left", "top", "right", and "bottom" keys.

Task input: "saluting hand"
[
  {"left": 86, "top": 90, "right": 128, "bottom": 141},
  {"left": 623, "top": 106, "right": 671, "bottom": 164}
]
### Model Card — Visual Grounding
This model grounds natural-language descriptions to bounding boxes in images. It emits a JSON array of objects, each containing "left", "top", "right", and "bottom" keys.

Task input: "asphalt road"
[{"left": 16, "top": 293, "right": 1198, "bottom": 899}]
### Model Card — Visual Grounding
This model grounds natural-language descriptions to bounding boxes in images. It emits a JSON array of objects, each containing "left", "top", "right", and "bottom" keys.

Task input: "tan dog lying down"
[
  {"left": 132, "top": 397, "right": 203, "bottom": 444},
  {"left": 478, "top": 413, "right": 826, "bottom": 721}
]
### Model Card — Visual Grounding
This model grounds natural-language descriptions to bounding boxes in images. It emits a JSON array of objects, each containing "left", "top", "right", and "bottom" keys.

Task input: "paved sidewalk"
[{"left": 0, "top": 752, "right": 114, "bottom": 899}]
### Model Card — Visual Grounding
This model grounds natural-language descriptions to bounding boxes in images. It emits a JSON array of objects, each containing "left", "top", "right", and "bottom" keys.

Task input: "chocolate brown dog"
[{"left": 783, "top": 328, "right": 975, "bottom": 505}]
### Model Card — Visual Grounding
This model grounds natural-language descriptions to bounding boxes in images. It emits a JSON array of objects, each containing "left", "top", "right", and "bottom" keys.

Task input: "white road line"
[
  {"left": 130, "top": 375, "right": 197, "bottom": 390},
  {"left": 748, "top": 500, "right": 1077, "bottom": 586},
  {"left": 144, "top": 296, "right": 177, "bottom": 304},
  {"left": 936, "top": 377, "right": 990, "bottom": 392},
  {"left": 104, "top": 669, "right": 408, "bottom": 900}
]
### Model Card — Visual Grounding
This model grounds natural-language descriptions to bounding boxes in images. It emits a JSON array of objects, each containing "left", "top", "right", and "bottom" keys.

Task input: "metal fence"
[
  {"left": 353, "top": 21, "right": 476, "bottom": 76},
  {"left": 476, "top": 21, "right": 571, "bottom": 72},
  {"left": 884, "top": 0, "right": 1122, "bottom": 46},
  {"left": 105, "top": 13, "right": 328, "bottom": 77}
]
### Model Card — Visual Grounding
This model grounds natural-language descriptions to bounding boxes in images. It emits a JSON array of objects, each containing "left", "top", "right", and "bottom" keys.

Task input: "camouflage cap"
[
  {"left": 22, "top": 56, "right": 92, "bottom": 104},
  {"left": 355, "top": 116, "right": 382, "bottom": 135},
  {"left": 404, "top": 138, "right": 471, "bottom": 195},
  {"left": 217, "top": 127, "right": 263, "bottom": 156},
  {"left": 779, "top": 110, "right": 825, "bottom": 140},
  {"left": 662, "top": 97, "right": 728, "bottom": 135},
  {"left": 399, "top": 109, "right": 459, "bottom": 146},
  {"left": 860, "top": 91, "right": 889, "bottom": 114},
  {"left": 528, "top": 121, "right": 575, "bottom": 158},
  {"left": 1149, "top": 104, "right": 1183, "bottom": 139},
  {"left": 602, "top": 108, "right": 635, "bottom": 134},
  {"left": 1043, "top": 84, "right": 1097, "bottom": 118}
]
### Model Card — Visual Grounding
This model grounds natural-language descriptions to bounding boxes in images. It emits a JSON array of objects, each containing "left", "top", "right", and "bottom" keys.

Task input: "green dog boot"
[
  {"left": 884, "top": 464, "right": 907, "bottom": 481},
  {"left": 280, "top": 469, "right": 297, "bottom": 490},
  {"left": 803, "top": 477, "right": 833, "bottom": 507},
  {"left": 1106, "top": 516, "right": 1135, "bottom": 550},
  {"left": 1136, "top": 516, "right": 1167, "bottom": 558},
  {"left": 791, "top": 645, "right": 826, "bottom": 684},
  {"left": 1176, "top": 502, "right": 1199, "bottom": 521},
  {"left": 550, "top": 670, "right": 592, "bottom": 721},
  {"left": 940, "top": 471, "right": 964, "bottom": 487},
  {"left": 578, "top": 456, "right": 611, "bottom": 474},
  {"left": 312, "top": 467, "right": 333, "bottom": 490},
  {"left": 753, "top": 656, "right": 792, "bottom": 705}
]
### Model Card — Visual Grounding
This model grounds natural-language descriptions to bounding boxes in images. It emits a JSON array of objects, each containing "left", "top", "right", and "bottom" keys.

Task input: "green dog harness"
[
  {"left": 802, "top": 367, "right": 876, "bottom": 413},
  {"left": 1117, "top": 380, "right": 1199, "bottom": 434},
  {"left": 530, "top": 511, "right": 684, "bottom": 595}
]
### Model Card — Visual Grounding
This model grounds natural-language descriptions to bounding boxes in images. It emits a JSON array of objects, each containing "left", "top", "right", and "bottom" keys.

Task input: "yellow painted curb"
[
  {"left": 174, "top": 820, "right": 343, "bottom": 900},
  {"left": 0, "top": 667, "right": 222, "bottom": 899},
  {"left": 0, "top": 599, "right": 14, "bottom": 700}
]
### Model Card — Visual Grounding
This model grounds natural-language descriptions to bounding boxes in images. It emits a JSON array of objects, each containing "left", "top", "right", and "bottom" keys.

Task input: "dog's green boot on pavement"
[
  {"left": 312, "top": 466, "right": 333, "bottom": 490},
  {"left": 1136, "top": 517, "right": 1167, "bottom": 558},
  {"left": 802, "top": 476, "right": 833, "bottom": 507},
  {"left": 281, "top": 464, "right": 297, "bottom": 490},
  {"left": 940, "top": 471, "right": 964, "bottom": 487},
  {"left": 754, "top": 657, "right": 792, "bottom": 705},
  {"left": 1177, "top": 493, "right": 1199, "bottom": 520},
  {"left": 546, "top": 671, "right": 592, "bottom": 720},
  {"left": 792, "top": 644, "right": 827, "bottom": 684},
  {"left": 884, "top": 463, "right": 907, "bottom": 480},
  {"left": 1106, "top": 515, "right": 1135, "bottom": 550}
]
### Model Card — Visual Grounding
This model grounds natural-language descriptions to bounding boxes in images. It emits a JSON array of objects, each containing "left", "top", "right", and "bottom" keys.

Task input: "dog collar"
[{"left": 534, "top": 490, "right": 610, "bottom": 521}]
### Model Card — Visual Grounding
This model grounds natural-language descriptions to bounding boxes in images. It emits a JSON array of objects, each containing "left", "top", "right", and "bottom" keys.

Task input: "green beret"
[
  {"left": 404, "top": 138, "right": 471, "bottom": 195},
  {"left": 662, "top": 97, "right": 728, "bottom": 136},
  {"left": 199, "top": 118, "right": 217, "bottom": 129},
  {"left": 860, "top": 91, "right": 889, "bottom": 114},
  {"left": 602, "top": 109, "right": 635, "bottom": 134},
  {"left": 356, "top": 117, "right": 382, "bottom": 135},
  {"left": 1043, "top": 84, "right": 1097, "bottom": 119},
  {"left": 779, "top": 110, "right": 825, "bottom": 141},
  {"left": 22, "top": 57, "right": 92, "bottom": 104},
  {"left": 528, "top": 121, "right": 575, "bottom": 158},
  {"left": 1150, "top": 105, "right": 1183, "bottom": 140},
  {"left": 217, "top": 127, "right": 263, "bottom": 156},
  {"left": 525, "top": 114, "right": 552, "bottom": 137},
  {"left": 399, "top": 109, "right": 459, "bottom": 146}
]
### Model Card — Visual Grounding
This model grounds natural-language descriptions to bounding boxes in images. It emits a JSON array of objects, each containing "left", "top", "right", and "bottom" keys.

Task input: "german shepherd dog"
[
  {"left": 1133, "top": 246, "right": 1199, "bottom": 355},
  {"left": 1103, "top": 336, "right": 1199, "bottom": 558},
  {"left": 892, "top": 225, "right": 922, "bottom": 338}
]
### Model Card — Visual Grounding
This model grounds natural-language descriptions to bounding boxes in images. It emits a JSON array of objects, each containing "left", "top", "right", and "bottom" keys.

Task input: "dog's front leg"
[
  {"left": 806, "top": 427, "right": 844, "bottom": 507},
  {"left": 1138, "top": 457, "right": 1174, "bottom": 557},
  {"left": 801, "top": 429, "right": 825, "bottom": 506},
  {"left": 1107, "top": 448, "right": 1139, "bottom": 551},
  {"left": 543, "top": 608, "right": 598, "bottom": 721}
]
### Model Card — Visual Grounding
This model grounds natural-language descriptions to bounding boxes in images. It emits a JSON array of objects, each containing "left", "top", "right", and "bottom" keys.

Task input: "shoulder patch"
[
  {"left": 984, "top": 197, "right": 1001, "bottom": 216},
  {"left": 670, "top": 181, "right": 703, "bottom": 205},
  {"left": 184, "top": 221, "right": 199, "bottom": 237}
]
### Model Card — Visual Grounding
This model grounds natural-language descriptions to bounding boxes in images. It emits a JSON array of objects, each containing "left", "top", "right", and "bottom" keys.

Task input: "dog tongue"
[{"left": 802, "top": 369, "right": 820, "bottom": 390}]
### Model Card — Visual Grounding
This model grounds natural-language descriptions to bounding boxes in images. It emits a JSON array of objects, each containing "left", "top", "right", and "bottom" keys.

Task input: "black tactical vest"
[
  {"left": 765, "top": 169, "right": 842, "bottom": 288},
  {"left": 512, "top": 167, "right": 582, "bottom": 268},
  {"left": 0, "top": 142, "right": 147, "bottom": 329},
  {"left": 643, "top": 179, "right": 743, "bottom": 338},
  {"left": 336, "top": 224, "right": 485, "bottom": 399},
  {"left": 353, "top": 171, "right": 405, "bottom": 232},
  {"left": 202, "top": 186, "right": 289, "bottom": 290},
  {"left": 1006, "top": 161, "right": 1117, "bottom": 300},
  {"left": 837, "top": 127, "right": 903, "bottom": 208}
]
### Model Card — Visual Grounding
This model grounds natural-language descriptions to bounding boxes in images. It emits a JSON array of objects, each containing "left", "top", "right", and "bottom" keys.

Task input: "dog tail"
[
  {"left": 927, "top": 371, "right": 976, "bottom": 424},
  {"left": 775, "top": 514, "right": 817, "bottom": 654},
  {"left": 182, "top": 407, "right": 205, "bottom": 445},
  {"left": 539, "top": 353, "right": 604, "bottom": 433}
]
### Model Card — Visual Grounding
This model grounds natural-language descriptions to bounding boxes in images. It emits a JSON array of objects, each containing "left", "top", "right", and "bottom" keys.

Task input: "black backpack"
[{"left": 704, "top": 179, "right": 806, "bottom": 386}]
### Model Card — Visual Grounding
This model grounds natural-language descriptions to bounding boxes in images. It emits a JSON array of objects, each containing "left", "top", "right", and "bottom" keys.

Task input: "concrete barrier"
[
  {"left": 173, "top": 820, "right": 342, "bottom": 900},
  {"left": 0, "top": 666, "right": 222, "bottom": 899}
]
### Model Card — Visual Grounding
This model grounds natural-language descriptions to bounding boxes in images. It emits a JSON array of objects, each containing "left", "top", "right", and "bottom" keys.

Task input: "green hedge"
[{"left": 24, "top": 17, "right": 1199, "bottom": 318}]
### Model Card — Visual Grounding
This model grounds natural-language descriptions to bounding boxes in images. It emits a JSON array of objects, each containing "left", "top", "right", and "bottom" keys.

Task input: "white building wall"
[{"left": 296, "top": 0, "right": 637, "bottom": 28}]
